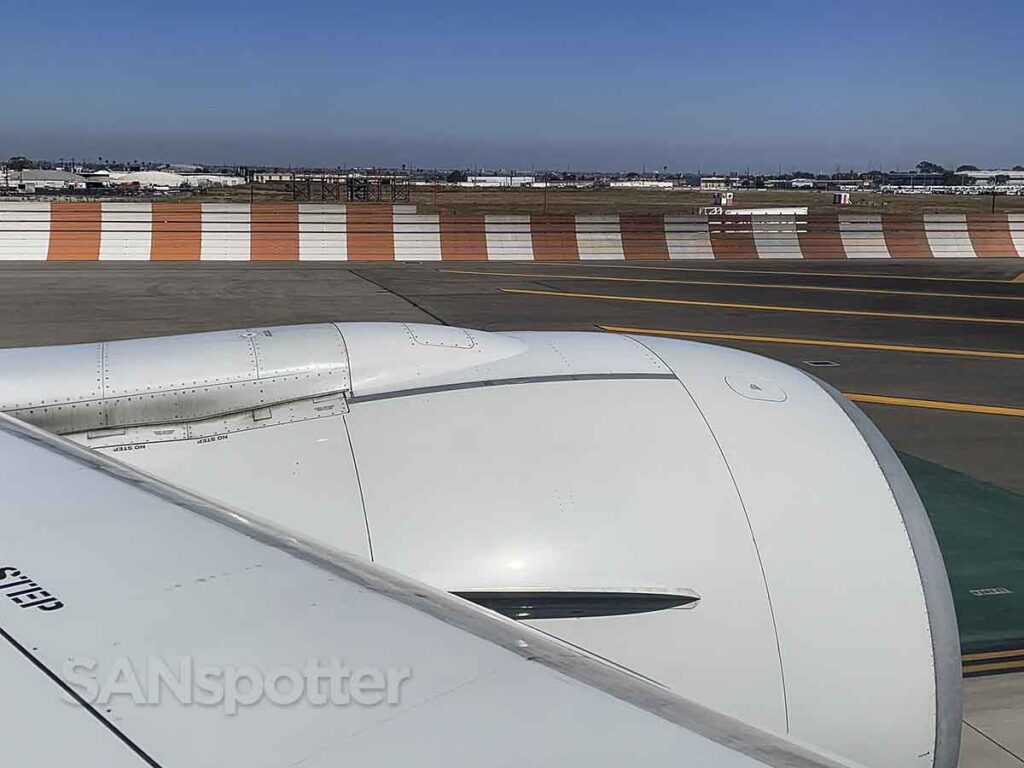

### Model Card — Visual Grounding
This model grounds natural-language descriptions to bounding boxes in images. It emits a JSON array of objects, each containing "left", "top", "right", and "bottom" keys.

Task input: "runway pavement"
[{"left": 1, "top": 258, "right": 1022, "bottom": 766}]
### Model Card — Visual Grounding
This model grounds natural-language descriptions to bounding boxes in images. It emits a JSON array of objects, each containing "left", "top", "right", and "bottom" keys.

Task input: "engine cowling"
[{"left": 0, "top": 322, "right": 960, "bottom": 768}]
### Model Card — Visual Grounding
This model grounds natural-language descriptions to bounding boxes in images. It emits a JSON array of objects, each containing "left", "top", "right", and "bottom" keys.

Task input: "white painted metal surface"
[
  {"left": 344, "top": 377, "right": 787, "bottom": 731},
  {"left": 0, "top": 414, "right": 861, "bottom": 768},
  {"left": 0, "top": 324, "right": 350, "bottom": 433},
  {"left": 0, "top": 340, "right": 105, "bottom": 430},
  {"left": 78, "top": 414, "right": 371, "bottom": 557},
  {"left": 341, "top": 323, "right": 669, "bottom": 397},
  {"left": 339, "top": 322, "right": 525, "bottom": 396},
  {"left": 0, "top": 323, "right": 958, "bottom": 768},
  {"left": 633, "top": 334, "right": 947, "bottom": 768},
  {"left": 0, "top": 638, "right": 146, "bottom": 766}
]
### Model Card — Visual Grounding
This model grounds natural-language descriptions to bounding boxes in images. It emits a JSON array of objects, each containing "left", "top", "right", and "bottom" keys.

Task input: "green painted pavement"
[{"left": 902, "top": 452, "right": 1024, "bottom": 653}]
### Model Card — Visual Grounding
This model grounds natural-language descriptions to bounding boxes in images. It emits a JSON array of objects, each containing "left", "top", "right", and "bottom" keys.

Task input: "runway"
[{"left": 1, "top": 258, "right": 1023, "bottom": 765}]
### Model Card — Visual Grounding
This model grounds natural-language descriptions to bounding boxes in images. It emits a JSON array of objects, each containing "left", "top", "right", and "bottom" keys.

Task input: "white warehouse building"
[
  {"left": 464, "top": 175, "right": 535, "bottom": 187},
  {"left": 1, "top": 169, "right": 87, "bottom": 192},
  {"left": 958, "top": 169, "right": 1024, "bottom": 187}
]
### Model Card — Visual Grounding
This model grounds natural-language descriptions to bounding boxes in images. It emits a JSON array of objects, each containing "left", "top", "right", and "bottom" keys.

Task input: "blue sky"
[{"left": 1, "top": 0, "right": 1021, "bottom": 170}]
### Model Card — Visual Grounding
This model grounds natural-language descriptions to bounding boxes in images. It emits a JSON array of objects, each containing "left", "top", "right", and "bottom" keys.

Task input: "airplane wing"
[{"left": 0, "top": 412, "right": 858, "bottom": 768}]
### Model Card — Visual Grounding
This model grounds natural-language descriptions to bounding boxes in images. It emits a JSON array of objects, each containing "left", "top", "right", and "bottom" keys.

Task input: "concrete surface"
[{"left": 964, "top": 674, "right": 1024, "bottom": 767}]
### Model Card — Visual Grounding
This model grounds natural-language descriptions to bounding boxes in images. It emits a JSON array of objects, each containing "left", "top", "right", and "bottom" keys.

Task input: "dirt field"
[{"left": 179, "top": 184, "right": 1024, "bottom": 216}]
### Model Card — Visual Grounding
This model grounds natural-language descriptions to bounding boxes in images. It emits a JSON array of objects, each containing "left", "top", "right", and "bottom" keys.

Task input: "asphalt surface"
[{"left": 2, "top": 258, "right": 1023, "bottom": 766}]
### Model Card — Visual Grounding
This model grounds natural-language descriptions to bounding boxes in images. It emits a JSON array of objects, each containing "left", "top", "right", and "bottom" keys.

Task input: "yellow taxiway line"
[
  {"left": 962, "top": 649, "right": 1024, "bottom": 675},
  {"left": 843, "top": 394, "right": 1024, "bottom": 419},
  {"left": 501, "top": 286, "right": 1024, "bottom": 326},
  {"left": 596, "top": 326, "right": 1024, "bottom": 361},
  {"left": 554, "top": 262, "right": 1024, "bottom": 285},
  {"left": 596, "top": 327, "right": 1024, "bottom": 417},
  {"left": 963, "top": 649, "right": 1024, "bottom": 662},
  {"left": 962, "top": 658, "right": 1024, "bottom": 674},
  {"left": 442, "top": 267, "right": 1024, "bottom": 303}
]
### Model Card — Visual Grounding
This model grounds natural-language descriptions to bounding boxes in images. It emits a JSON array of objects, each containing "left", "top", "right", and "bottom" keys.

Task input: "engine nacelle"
[{"left": 0, "top": 322, "right": 960, "bottom": 768}]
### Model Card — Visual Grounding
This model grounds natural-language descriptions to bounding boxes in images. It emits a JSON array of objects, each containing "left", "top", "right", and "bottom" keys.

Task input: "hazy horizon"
[{"left": 2, "top": 0, "right": 1021, "bottom": 172}]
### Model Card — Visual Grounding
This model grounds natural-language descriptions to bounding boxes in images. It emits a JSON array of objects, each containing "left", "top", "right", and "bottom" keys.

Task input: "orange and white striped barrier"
[{"left": 1, "top": 202, "right": 1021, "bottom": 261}]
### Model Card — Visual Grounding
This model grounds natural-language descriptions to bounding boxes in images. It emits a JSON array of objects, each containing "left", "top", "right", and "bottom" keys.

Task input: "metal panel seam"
[
  {"left": 0, "top": 624, "right": 163, "bottom": 767},
  {"left": 341, "top": 414, "right": 374, "bottom": 560},
  {"left": 68, "top": 403, "right": 345, "bottom": 447},
  {"left": 331, "top": 324, "right": 369, "bottom": 556},
  {"left": 346, "top": 373, "right": 678, "bottom": 404},
  {"left": 625, "top": 334, "right": 791, "bottom": 732},
  {"left": 329, "top": 322, "right": 354, "bottom": 395},
  {"left": 5, "top": 373, "right": 345, "bottom": 412},
  {"left": 98, "top": 342, "right": 108, "bottom": 425},
  {"left": 246, "top": 331, "right": 263, "bottom": 379}
]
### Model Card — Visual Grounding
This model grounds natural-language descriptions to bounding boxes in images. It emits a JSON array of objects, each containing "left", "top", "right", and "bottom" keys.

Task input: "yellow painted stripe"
[
  {"left": 442, "top": 267, "right": 1024, "bottom": 303},
  {"left": 501, "top": 286, "right": 1024, "bottom": 326},
  {"left": 845, "top": 393, "right": 1024, "bottom": 419},
  {"left": 596, "top": 326, "right": 1024, "bottom": 417},
  {"left": 561, "top": 262, "right": 1022, "bottom": 285},
  {"left": 963, "top": 649, "right": 1024, "bottom": 662},
  {"left": 963, "top": 658, "right": 1024, "bottom": 674},
  {"left": 597, "top": 326, "right": 1024, "bottom": 361}
]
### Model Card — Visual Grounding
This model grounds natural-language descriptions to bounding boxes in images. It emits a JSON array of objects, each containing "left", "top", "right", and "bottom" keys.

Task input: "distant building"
[
  {"left": 1, "top": 169, "right": 86, "bottom": 192},
  {"left": 252, "top": 172, "right": 293, "bottom": 183},
  {"left": 81, "top": 169, "right": 112, "bottom": 186},
  {"left": 957, "top": 169, "right": 1024, "bottom": 187},
  {"left": 465, "top": 175, "right": 535, "bottom": 188},
  {"left": 531, "top": 179, "right": 595, "bottom": 189},
  {"left": 1, "top": 167, "right": 243, "bottom": 192},
  {"left": 765, "top": 177, "right": 848, "bottom": 191},
  {"left": 700, "top": 176, "right": 731, "bottom": 190},
  {"left": 725, "top": 207, "right": 808, "bottom": 216},
  {"left": 885, "top": 171, "right": 947, "bottom": 187},
  {"left": 699, "top": 205, "right": 808, "bottom": 216},
  {"left": 109, "top": 171, "right": 244, "bottom": 189},
  {"left": 609, "top": 180, "right": 674, "bottom": 189}
]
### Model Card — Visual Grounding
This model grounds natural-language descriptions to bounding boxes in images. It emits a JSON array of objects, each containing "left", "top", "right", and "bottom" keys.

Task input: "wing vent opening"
[{"left": 453, "top": 589, "right": 700, "bottom": 620}]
